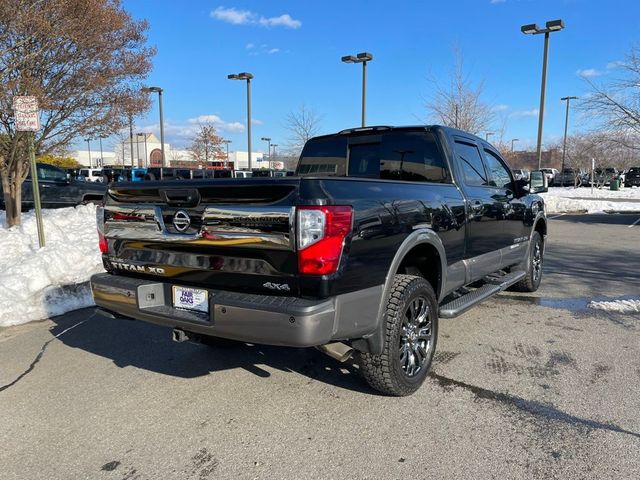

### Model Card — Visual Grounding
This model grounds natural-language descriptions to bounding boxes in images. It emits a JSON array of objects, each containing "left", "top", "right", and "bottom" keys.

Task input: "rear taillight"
[
  {"left": 297, "top": 206, "right": 353, "bottom": 275},
  {"left": 97, "top": 206, "right": 108, "bottom": 254}
]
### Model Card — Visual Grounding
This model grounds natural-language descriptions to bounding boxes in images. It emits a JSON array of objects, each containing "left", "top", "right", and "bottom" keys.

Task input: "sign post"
[{"left": 13, "top": 96, "right": 45, "bottom": 248}]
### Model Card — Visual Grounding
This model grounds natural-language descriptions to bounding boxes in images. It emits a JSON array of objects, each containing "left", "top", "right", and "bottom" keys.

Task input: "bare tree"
[
  {"left": 425, "top": 49, "right": 495, "bottom": 135},
  {"left": 0, "top": 0, "right": 154, "bottom": 226},
  {"left": 188, "top": 123, "right": 224, "bottom": 165},
  {"left": 284, "top": 104, "right": 322, "bottom": 156},
  {"left": 579, "top": 44, "right": 640, "bottom": 147}
]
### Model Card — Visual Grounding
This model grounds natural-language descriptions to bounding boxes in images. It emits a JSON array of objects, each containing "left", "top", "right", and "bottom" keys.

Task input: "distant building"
[{"left": 72, "top": 133, "right": 265, "bottom": 169}]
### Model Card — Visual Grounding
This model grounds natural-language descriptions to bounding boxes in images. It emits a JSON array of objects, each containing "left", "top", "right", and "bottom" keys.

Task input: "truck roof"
[{"left": 313, "top": 124, "right": 489, "bottom": 145}]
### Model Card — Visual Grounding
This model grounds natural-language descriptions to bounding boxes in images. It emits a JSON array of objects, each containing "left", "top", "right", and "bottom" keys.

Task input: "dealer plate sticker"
[{"left": 172, "top": 286, "right": 209, "bottom": 313}]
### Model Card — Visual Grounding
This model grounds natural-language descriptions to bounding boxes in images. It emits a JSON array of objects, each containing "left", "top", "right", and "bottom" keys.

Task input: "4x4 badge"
[
  {"left": 263, "top": 282, "right": 290, "bottom": 292},
  {"left": 173, "top": 210, "right": 191, "bottom": 232}
]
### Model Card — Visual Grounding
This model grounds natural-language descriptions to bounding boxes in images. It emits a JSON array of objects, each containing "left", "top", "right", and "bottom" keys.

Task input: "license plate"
[{"left": 172, "top": 286, "right": 209, "bottom": 313}]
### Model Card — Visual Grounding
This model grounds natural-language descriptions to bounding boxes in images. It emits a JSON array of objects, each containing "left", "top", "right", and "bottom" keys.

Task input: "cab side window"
[
  {"left": 38, "top": 164, "right": 67, "bottom": 182},
  {"left": 454, "top": 140, "right": 488, "bottom": 186},
  {"left": 483, "top": 149, "right": 513, "bottom": 189}
]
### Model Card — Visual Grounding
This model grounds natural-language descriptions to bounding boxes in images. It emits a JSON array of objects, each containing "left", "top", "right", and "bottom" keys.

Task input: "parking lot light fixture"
[
  {"left": 485, "top": 132, "right": 494, "bottom": 142},
  {"left": 261, "top": 137, "right": 271, "bottom": 168},
  {"left": 511, "top": 138, "right": 519, "bottom": 152},
  {"left": 142, "top": 86, "right": 166, "bottom": 167},
  {"left": 222, "top": 139, "right": 232, "bottom": 168},
  {"left": 228, "top": 72, "right": 254, "bottom": 169},
  {"left": 342, "top": 51, "right": 374, "bottom": 127},
  {"left": 521, "top": 18, "right": 565, "bottom": 169},
  {"left": 85, "top": 139, "right": 92, "bottom": 168}
]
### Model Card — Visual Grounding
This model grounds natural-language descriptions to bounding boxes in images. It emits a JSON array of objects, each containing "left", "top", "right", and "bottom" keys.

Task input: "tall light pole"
[
  {"left": 521, "top": 19, "right": 565, "bottom": 169},
  {"left": 135, "top": 134, "right": 141, "bottom": 167},
  {"left": 98, "top": 136, "right": 105, "bottom": 168},
  {"left": 341, "top": 52, "right": 373, "bottom": 127},
  {"left": 222, "top": 139, "right": 231, "bottom": 168},
  {"left": 128, "top": 114, "right": 134, "bottom": 167},
  {"left": 511, "top": 138, "right": 519, "bottom": 152},
  {"left": 137, "top": 133, "right": 148, "bottom": 167},
  {"left": 560, "top": 96, "right": 578, "bottom": 186},
  {"left": 485, "top": 132, "right": 494, "bottom": 142},
  {"left": 261, "top": 137, "right": 271, "bottom": 169},
  {"left": 85, "top": 139, "right": 92, "bottom": 168},
  {"left": 228, "top": 72, "right": 254, "bottom": 170},
  {"left": 142, "top": 86, "right": 166, "bottom": 167},
  {"left": 271, "top": 144, "right": 279, "bottom": 169}
]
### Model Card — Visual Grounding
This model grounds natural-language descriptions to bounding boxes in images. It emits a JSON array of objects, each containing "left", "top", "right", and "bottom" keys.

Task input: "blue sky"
[{"left": 99, "top": 0, "right": 640, "bottom": 154}]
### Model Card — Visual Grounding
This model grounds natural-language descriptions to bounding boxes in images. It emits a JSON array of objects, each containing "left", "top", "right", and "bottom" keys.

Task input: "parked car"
[
  {"left": 540, "top": 168, "right": 558, "bottom": 185},
  {"left": 91, "top": 124, "right": 548, "bottom": 396},
  {"left": 586, "top": 167, "right": 619, "bottom": 187},
  {"left": 79, "top": 168, "right": 106, "bottom": 183},
  {"left": 623, "top": 166, "right": 640, "bottom": 187},
  {"left": 553, "top": 168, "right": 583, "bottom": 187},
  {"left": 233, "top": 170, "right": 253, "bottom": 178},
  {"left": 0, "top": 163, "right": 106, "bottom": 209}
]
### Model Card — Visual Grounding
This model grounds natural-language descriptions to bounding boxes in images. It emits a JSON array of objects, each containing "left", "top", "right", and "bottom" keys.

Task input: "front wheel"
[
  {"left": 358, "top": 275, "right": 438, "bottom": 396},
  {"left": 511, "top": 231, "right": 543, "bottom": 292}
]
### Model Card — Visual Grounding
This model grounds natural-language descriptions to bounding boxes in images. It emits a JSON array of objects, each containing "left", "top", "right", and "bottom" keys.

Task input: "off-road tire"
[
  {"left": 511, "top": 231, "right": 543, "bottom": 292},
  {"left": 358, "top": 274, "right": 438, "bottom": 396}
]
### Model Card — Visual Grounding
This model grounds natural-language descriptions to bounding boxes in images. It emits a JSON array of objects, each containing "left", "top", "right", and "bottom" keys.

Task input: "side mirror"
[{"left": 530, "top": 171, "right": 548, "bottom": 194}]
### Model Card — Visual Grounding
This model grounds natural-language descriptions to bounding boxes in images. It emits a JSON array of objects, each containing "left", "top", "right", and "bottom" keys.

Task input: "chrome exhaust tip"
[{"left": 316, "top": 342, "right": 354, "bottom": 363}]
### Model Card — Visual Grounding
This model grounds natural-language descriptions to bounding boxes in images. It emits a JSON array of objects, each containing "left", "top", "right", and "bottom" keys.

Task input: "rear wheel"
[
  {"left": 511, "top": 231, "right": 543, "bottom": 292},
  {"left": 358, "top": 275, "right": 438, "bottom": 396}
]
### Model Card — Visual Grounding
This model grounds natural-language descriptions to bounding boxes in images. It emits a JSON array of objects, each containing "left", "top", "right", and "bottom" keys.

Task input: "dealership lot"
[{"left": 1, "top": 214, "right": 638, "bottom": 479}]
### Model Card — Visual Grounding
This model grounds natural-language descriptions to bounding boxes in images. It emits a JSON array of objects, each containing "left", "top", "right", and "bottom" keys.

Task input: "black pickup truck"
[{"left": 91, "top": 125, "right": 548, "bottom": 396}]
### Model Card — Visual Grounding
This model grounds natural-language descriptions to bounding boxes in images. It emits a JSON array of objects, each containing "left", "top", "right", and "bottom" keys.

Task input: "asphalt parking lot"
[{"left": 1, "top": 213, "right": 639, "bottom": 480}]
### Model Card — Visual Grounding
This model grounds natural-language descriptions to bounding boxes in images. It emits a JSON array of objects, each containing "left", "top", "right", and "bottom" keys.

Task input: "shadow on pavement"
[
  {"left": 552, "top": 213, "right": 640, "bottom": 226},
  {"left": 47, "top": 308, "right": 378, "bottom": 395}
]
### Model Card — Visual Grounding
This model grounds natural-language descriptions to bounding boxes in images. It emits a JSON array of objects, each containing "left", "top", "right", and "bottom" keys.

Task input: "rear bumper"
[{"left": 90, "top": 273, "right": 382, "bottom": 347}]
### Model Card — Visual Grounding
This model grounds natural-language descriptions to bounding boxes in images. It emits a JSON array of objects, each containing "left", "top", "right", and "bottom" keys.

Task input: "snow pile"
[
  {"left": 588, "top": 299, "right": 640, "bottom": 314},
  {"left": 540, "top": 186, "right": 640, "bottom": 214},
  {"left": 0, "top": 205, "right": 104, "bottom": 327}
]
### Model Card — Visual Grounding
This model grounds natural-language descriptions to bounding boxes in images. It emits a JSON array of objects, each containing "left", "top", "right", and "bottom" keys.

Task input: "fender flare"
[{"left": 353, "top": 229, "right": 447, "bottom": 354}]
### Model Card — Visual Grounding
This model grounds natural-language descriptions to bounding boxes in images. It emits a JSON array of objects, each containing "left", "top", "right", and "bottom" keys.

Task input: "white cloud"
[
  {"left": 576, "top": 68, "right": 604, "bottom": 78},
  {"left": 211, "top": 7, "right": 253, "bottom": 25},
  {"left": 510, "top": 108, "right": 539, "bottom": 118},
  {"left": 211, "top": 6, "right": 301, "bottom": 29},
  {"left": 245, "top": 43, "right": 254, "bottom": 50},
  {"left": 251, "top": 118, "right": 264, "bottom": 125},
  {"left": 490, "top": 0, "right": 506, "bottom": 3},
  {"left": 259, "top": 14, "right": 301, "bottom": 29},
  {"left": 187, "top": 114, "right": 245, "bottom": 133},
  {"left": 606, "top": 60, "right": 623, "bottom": 69},
  {"left": 493, "top": 104, "right": 509, "bottom": 112},
  {"left": 267, "top": 48, "right": 280, "bottom": 55}
]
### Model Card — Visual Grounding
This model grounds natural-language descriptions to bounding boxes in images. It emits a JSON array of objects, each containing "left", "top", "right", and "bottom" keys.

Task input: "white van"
[
  {"left": 233, "top": 170, "right": 253, "bottom": 178},
  {"left": 79, "top": 168, "right": 105, "bottom": 182}
]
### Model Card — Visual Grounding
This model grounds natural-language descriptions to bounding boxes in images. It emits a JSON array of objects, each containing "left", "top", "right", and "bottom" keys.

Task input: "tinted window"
[
  {"left": 297, "top": 131, "right": 448, "bottom": 182},
  {"left": 38, "top": 164, "right": 67, "bottom": 182},
  {"left": 298, "top": 137, "right": 347, "bottom": 176},
  {"left": 483, "top": 149, "right": 512, "bottom": 189},
  {"left": 454, "top": 141, "right": 488, "bottom": 186}
]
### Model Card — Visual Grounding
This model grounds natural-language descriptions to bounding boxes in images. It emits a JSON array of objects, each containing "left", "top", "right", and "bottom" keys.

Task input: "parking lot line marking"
[
  {"left": 628, "top": 217, "right": 640, "bottom": 228},
  {"left": 548, "top": 213, "right": 565, "bottom": 219}
]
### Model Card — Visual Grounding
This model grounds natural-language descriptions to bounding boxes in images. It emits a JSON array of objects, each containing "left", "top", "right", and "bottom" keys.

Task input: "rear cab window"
[{"left": 296, "top": 129, "right": 450, "bottom": 183}]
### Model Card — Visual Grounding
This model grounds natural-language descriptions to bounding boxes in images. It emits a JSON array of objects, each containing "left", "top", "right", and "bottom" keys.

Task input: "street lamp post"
[
  {"left": 135, "top": 134, "right": 141, "bottom": 167},
  {"left": 271, "top": 144, "right": 279, "bottom": 169},
  {"left": 485, "top": 132, "right": 494, "bottom": 142},
  {"left": 142, "top": 86, "right": 166, "bottom": 167},
  {"left": 560, "top": 96, "right": 578, "bottom": 186},
  {"left": 521, "top": 19, "right": 565, "bottom": 169},
  {"left": 98, "top": 136, "right": 107, "bottom": 168},
  {"left": 228, "top": 72, "right": 254, "bottom": 170},
  {"left": 511, "top": 138, "right": 519, "bottom": 152},
  {"left": 261, "top": 137, "right": 271, "bottom": 169},
  {"left": 341, "top": 52, "right": 373, "bottom": 127},
  {"left": 222, "top": 139, "right": 232, "bottom": 168},
  {"left": 85, "top": 139, "right": 92, "bottom": 168},
  {"left": 128, "top": 114, "right": 134, "bottom": 167}
]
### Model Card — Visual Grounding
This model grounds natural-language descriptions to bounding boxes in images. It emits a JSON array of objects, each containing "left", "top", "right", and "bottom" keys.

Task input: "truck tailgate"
[{"left": 101, "top": 179, "right": 301, "bottom": 295}]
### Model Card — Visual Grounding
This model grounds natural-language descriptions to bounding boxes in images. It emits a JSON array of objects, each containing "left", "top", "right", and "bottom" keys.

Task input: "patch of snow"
[
  {"left": 540, "top": 187, "right": 640, "bottom": 214},
  {"left": 588, "top": 299, "right": 640, "bottom": 314},
  {"left": 0, "top": 205, "right": 104, "bottom": 327}
]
